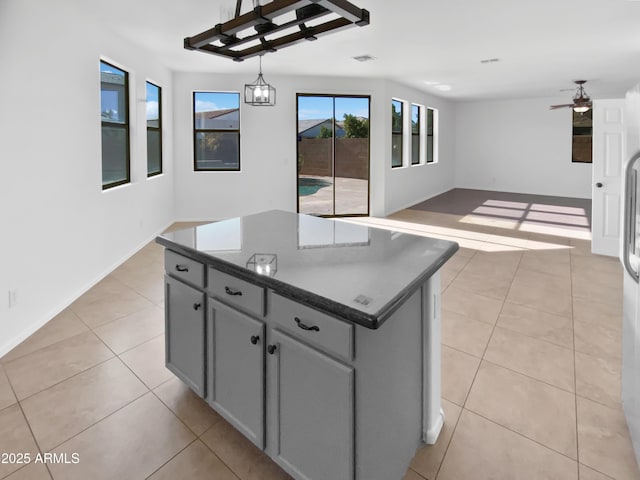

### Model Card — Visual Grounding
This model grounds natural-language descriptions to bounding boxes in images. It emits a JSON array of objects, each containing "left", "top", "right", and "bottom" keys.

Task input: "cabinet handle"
[
  {"left": 267, "top": 344, "right": 277, "bottom": 355},
  {"left": 225, "top": 286, "right": 243, "bottom": 296},
  {"left": 175, "top": 264, "right": 189, "bottom": 272},
  {"left": 193, "top": 303, "right": 202, "bottom": 310},
  {"left": 295, "top": 317, "right": 320, "bottom": 332},
  {"left": 250, "top": 335, "right": 260, "bottom": 345}
]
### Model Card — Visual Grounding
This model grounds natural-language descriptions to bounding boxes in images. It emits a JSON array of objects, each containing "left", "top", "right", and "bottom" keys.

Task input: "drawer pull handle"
[
  {"left": 193, "top": 303, "right": 202, "bottom": 310},
  {"left": 225, "top": 286, "right": 243, "bottom": 296},
  {"left": 295, "top": 317, "right": 320, "bottom": 332},
  {"left": 267, "top": 344, "right": 277, "bottom": 355},
  {"left": 250, "top": 335, "right": 260, "bottom": 345},
  {"left": 175, "top": 265, "right": 189, "bottom": 272}
]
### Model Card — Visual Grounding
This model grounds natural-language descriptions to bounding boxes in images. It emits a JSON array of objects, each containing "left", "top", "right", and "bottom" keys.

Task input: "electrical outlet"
[{"left": 8, "top": 289, "right": 17, "bottom": 308}]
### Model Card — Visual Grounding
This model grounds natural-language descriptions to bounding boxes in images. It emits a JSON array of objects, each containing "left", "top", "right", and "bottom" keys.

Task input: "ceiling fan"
[{"left": 550, "top": 80, "right": 592, "bottom": 113}]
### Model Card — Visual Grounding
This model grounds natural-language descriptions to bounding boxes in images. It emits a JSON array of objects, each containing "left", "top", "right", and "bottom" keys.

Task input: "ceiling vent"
[{"left": 353, "top": 54, "right": 375, "bottom": 62}]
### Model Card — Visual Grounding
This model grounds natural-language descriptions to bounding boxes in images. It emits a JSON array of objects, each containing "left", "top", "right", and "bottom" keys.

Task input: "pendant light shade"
[{"left": 244, "top": 56, "right": 276, "bottom": 106}]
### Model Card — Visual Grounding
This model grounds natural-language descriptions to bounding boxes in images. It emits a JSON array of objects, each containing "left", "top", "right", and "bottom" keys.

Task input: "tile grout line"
[
  {"left": 432, "top": 399, "right": 464, "bottom": 480},
  {"left": 17, "top": 303, "right": 174, "bottom": 465},
  {"left": 98, "top": 332, "right": 240, "bottom": 478},
  {"left": 439, "top": 250, "right": 476, "bottom": 296},
  {"left": 448, "top": 281, "right": 622, "bottom": 363},
  {"left": 142, "top": 437, "right": 200, "bottom": 480},
  {"left": 111, "top": 331, "right": 165, "bottom": 358},
  {"left": 0, "top": 328, "right": 92, "bottom": 368},
  {"left": 2, "top": 369, "right": 53, "bottom": 480},
  {"left": 570, "top": 247, "right": 581, "bottom": 480},
  {"left": 15, "top": 332, "right": 156, "bottom": 454},
  {"left": 148, "top": 383, "right": 219, "bottom": 441},
  {"left": 36, "top": 246, "right": 226, "bottom": 478},
  {"left": 407, "top": 466, "right": 428, "bottom": 479},
  {"left": 474, "top": 249, "right": 524, "bottom": 374},
  {"left": 1, "top": 243, "right": 169, "bottom": 479},
  {"left": 196, "top": 430, "right": 243, "bottom": 480},
  {"left": 73, "top": 300, "right": 156, "bottom": 334},
  {"left": 434, "top": 248, "right": 520, "bottom": 479},
  {"left": 464, "top": 409, "right": 581, "bottom": 465},
  {"left": 477, "top": 357, "right": 576, "bottom": 396},
  {"left": 38, "top": 389, "right": 150, "bottom": 453},
  {"left": 9, "top": 353, "right": 116, "bottom": 405},
  {"left": 25, "top": 331, "right": 152, "bottom": 451}
]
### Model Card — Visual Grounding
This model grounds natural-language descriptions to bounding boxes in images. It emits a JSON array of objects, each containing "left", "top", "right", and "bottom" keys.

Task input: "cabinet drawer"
[
  {"left": 165, "top": 250, "right": 205, "bottom": 289},
  {"left": 270, "top": 293, "right": 354, "bottom": 361},
  {"left": 208, "top": 269, "right": 265, "bottom": 317}
]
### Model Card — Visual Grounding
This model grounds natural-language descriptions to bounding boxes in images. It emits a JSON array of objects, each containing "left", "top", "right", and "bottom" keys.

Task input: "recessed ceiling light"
[
  {"left": 423, "top": 81, "right": 440, "bottom": 86},
  {"left": 353, "top": 54, "right": 375, "bottom": 62},
  {"left": 480, "top": 58, "right": 500, "bottom": 64},
  {"left": 435, "top": 84, "right": 452, "bottom": 91}
]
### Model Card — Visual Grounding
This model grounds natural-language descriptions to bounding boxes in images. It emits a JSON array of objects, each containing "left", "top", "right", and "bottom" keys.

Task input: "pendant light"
[{"left": 244, "top": 56, "right": 276, "bottom": 106}]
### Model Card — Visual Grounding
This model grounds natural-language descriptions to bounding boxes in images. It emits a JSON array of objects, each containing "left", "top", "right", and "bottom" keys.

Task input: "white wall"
[
  {"left": 173, "top": 74, "right": 456, "bottom": 220},
  {"left": 0, "top": 0, "right": 175, "bottom": 356},
  {"left": 454, "top": 97, "right": 593, "bottom": 199}
]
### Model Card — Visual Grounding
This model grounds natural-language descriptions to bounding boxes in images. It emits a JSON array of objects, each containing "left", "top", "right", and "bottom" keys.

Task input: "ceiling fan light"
[{"left": 573, "top": 105, "right": 590, "bottom": 113}]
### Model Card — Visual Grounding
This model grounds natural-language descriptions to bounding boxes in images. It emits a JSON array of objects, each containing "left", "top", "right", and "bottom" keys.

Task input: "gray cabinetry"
[
  {"left": 158, "top": 210, "right": 453, "bottom": 480},
  {"left": 209, "top": 281, "right": 355, "bottom": 476},
  {"left": 271, "top": 329, "right": 354, "bottom": 480},
  {"left": 164, "top": 274, "right": 205, "bottom": 397},
  {"left": 209, "top": 298, "right": 265, "bottom": 449}
]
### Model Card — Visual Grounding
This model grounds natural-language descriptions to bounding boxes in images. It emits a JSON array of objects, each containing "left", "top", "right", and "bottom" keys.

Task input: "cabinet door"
[
  {"left": 210, "top": 299, "right": 265, "bottom": 449},
  {"left": 271, "top": 329, "right": 355, "bottom": 480},
  {"left": 165, "top": 275, "right": 206, "bottom": 397}
]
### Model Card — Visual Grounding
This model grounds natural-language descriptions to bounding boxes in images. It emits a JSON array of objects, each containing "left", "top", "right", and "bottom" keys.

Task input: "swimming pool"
[{"left": 298, "top": 178, "right": 332, "bottom": 196}]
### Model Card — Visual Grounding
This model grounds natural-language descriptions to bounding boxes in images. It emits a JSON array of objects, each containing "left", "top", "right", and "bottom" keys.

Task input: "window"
[
  {"left": 193, "top": 92, "right": 240, "bottom": 171},
  {"left": 391, "top": 99, "right": 403, "bottom": 168},
  {"left": 100, "top": 61, "right": 130, "bottom": 189},
  {"left": 426, "top": 107, "right": 437, "bottom": 164},
  {"left": 572, "top": 110, "right": 592, "bottom": 163},
  {"left": 146, "top": 82, "right": 162, "bottom": 176},
  {"left": 411, "top": 104, "right": 421, "bottom": 165}
]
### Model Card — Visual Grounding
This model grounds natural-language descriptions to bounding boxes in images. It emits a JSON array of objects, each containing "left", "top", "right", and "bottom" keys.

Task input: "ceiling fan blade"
[{"left": 549, "top": 104, "right": 575, "bottom": 109}]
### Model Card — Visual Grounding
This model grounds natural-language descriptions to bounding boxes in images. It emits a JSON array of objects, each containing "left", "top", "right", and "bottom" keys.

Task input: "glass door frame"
[{"left": 296, "top": 93, "right": 371, "bottom": 218}]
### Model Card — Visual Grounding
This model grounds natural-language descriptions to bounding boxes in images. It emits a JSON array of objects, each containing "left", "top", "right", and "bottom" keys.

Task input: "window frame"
[
  {"left": 426, "top": 107, "right": 438, "bottom": 164},
  {"left": 411, "top": 103, "right": 422, "bottom": 166},
  {"left": 100, "top": 60, "right": 130, "bottom": 190},
  {"left": 146, "top": 80, "right": 163, "bottom": 177},
  {"left": 193, "top": 91, "right": 241, "bottom": 172},
  {"left": 391, "top": 98, "right": 404, "bottom": 168}
]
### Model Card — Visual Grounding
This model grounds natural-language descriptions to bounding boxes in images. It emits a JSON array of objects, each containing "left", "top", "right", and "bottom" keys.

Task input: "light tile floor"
[{"left": 0, "top": 194, "right": 639, "bottom": 480}]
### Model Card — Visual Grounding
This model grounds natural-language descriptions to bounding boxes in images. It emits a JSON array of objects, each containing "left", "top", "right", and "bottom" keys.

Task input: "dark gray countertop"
[{"left": 156, "top": 210, "right": 458, "bottom": 329}]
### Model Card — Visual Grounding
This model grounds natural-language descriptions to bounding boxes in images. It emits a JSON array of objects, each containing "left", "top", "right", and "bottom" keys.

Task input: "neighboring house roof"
[
  {"left": 298, "top": 119, "right": 329, "bottom": 135},
  {"left": 298, "top": 118, "right": 348, "bottom": 136},
  {"left": 194, "top": 108, "right": 239, "bottom": 129},
  {"left": 197, "top": 108, "right": 239, "bottom": 119}
]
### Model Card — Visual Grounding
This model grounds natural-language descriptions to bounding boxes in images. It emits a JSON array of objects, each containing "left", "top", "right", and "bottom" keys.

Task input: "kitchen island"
[{"left": 156, "top": 210, "right": 458, "bottom": 480}]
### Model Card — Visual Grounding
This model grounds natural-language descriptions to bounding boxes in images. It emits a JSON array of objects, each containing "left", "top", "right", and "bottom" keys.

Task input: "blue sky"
[
  {"left": 146, "top": 82, "right": 160, "bottom": 120},
  {"left": 194, "top": 92, "right": 240, "bottom": 113},
  {"left": 298, "top": 96, "right": 369, "bottom": 120},
  {"left": 100, "top": 61, "right": 124, "bottom": 76}
]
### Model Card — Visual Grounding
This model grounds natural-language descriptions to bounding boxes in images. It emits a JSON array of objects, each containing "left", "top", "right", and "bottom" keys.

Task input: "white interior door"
[{"left": 592, "top": 99, "right": 625, "bottom": 257}]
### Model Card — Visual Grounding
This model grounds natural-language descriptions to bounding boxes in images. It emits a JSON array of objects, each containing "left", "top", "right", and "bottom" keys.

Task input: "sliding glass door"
[{"left": 297, "top": 94, "right": 370, "bottom": 217}]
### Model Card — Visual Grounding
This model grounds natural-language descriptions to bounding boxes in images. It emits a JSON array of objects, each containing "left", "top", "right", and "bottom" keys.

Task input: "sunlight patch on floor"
[{"left": 338, "top": 216, "right": 574, "bottom": 253}]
